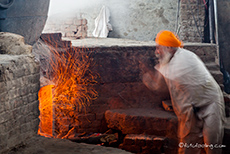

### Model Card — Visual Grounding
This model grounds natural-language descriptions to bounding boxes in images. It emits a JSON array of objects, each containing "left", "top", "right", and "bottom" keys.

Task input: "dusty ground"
[{"left": 4, "top": 135, "right": 132, "bottom": 154}]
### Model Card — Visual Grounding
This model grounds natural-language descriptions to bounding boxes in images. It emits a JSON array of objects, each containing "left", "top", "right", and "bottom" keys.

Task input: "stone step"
[
  {"left": 119, "top": 134, "right": 177, "bottom": 154},
  {"left": 204, "top": 62, "right": 223, "bottom": 85},
  {"left": 205, "top": 62, "right": 220, "bottom": 71},
  {"left": 209, "top": 70, "right": 224, "bottom": 84},
  {"left": 105, "top": 108, "right": 178, "bottom": 139},
  {"left": 223, "top": 117, "right": 230, "bottom": 154},
  {"left": 224, "top": 93, "right": 230, "bottom": 117}
]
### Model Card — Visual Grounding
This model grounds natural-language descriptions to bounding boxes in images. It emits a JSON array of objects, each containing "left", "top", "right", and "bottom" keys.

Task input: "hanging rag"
[{"left": 92, "top": 5, "right": 112, "bottom": 38}]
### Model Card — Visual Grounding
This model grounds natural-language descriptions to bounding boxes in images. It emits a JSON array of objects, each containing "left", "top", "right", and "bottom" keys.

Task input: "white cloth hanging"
[{"left": 92, "top": 5, "right": 112, "bottom": 38}]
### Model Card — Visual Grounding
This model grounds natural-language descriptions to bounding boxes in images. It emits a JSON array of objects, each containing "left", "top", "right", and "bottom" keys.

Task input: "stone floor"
[{"left": 4, "top": 135, "right": 132, "bottom": 154}]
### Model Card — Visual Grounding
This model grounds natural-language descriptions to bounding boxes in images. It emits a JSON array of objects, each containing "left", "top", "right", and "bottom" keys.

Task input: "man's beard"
[{"left": 156, "top": 49, "right": 173, "bottom": 65}]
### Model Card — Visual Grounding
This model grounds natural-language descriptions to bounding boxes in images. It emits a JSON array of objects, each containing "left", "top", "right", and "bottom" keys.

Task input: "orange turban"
[{"left": 155, "top": 30, "right": 183, "bottom": 47}]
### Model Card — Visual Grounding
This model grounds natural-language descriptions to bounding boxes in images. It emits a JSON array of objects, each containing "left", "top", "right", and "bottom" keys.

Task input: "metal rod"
[
  {"left": 213, "top": 0, "right": 220, "bottom": 65},
  {"left": 209, "top": 0, "right": 213, "bottom": 43}
]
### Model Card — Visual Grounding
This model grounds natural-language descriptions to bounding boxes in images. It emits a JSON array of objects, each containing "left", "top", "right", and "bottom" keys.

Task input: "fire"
[
  {"left": 35, "top": 35, "right": 98, "bottom": 138},
  {"left": 38, "top": 85, "right": 54, "bottom": 137}
]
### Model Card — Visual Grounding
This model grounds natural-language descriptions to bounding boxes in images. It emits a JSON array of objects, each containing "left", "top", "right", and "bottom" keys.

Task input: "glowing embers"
[
  {"left": 38, "top": 85, "right": 54, "bottom": 137},
  {"left": 36, "top": 38, "right": 98, "bottom": 138}
]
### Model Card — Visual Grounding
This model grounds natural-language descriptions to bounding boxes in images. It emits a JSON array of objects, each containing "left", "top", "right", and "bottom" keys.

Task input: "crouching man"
[{"left": 142, "top": 30, "right": 226, "bottom": 154}]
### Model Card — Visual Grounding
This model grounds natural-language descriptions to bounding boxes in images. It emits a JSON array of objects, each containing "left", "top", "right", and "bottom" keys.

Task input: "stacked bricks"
[
  {"left": 119, "top": 134, "right": 168, "bottom": 154},
  {"left": 43, "top": 18, "right": 88, "bottom": 39},
  {"left": 0, "top": 33, "right": 40, "bottom": 153},
  {"left": 73, "top": 46, "right": 167, "bottom": 134},
  {"left": 179, "top": 0, "right": 206, "bottom": 42}
]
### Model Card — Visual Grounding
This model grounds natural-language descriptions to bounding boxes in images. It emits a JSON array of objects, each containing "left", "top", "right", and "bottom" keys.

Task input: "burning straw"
[{"left": 33, "top": 36, "right": 98, "bottom": 138}]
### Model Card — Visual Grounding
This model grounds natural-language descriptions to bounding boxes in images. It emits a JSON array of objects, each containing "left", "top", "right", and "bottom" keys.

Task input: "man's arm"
[{"left": 142, "top": 70, "right": 165, "bottom": 91}]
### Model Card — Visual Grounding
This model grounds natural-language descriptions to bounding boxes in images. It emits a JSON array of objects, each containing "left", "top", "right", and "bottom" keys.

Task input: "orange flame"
[
  {"left": 38, "top": 85, "right": 54, "bottom": 137},
  {"left": 36, "top": 36, "right": 98, "bottom": 138}
]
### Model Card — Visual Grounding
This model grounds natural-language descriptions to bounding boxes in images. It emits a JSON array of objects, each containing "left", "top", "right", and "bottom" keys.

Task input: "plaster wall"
[{"left": 45, "top": 0, "right": 177, "bottom": 41}]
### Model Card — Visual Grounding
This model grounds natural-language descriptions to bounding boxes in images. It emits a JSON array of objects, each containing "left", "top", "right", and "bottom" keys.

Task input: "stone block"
[
  {"left": 0, "top": 124, "right": 7, "bottom": 134},
  {"left": 29, "top": 83, "right": 40, "bottom": 93},
  {"left": 25, "top": 113, "right": 36, "bottom": 123},
  {"left": 12, "top": 108, "right": 22, "bottom": 119},
  {"left": 8, "top": 88, "right": 20, "bottom": 100},
  {"left": 8, "top": 126, "right": 20, "bottom": 140},
  {"left": 122, "top": 134, "right": 168, "bottom": 154},
  {"left": 4, "top": 102, "right": 11, "bottom": 112},
  {"left": 13, "top": 68, "right": 26, "bottom": 78},
  {"left": 123, "top": 134, "right": 136, "bottom": 145},
  {"left": 105, "top": 108, "right": 178, "bottom": 138},
  {"left": 0, "top": 82, "right": 7, "bottom": 94},
  {"left": 0, "top": 133, "right": 7, "bottom": 145},
  {"left": 10, "top": 97, "right": 24, "bottom": 109},
  {"left": 20, "top": 123, "right": 30, "bottom": 134},
  {"left": 16, "top": 115, "right": 26, "bottom": 126},
  {"left": 19, "top": 87, "right": 30, "bottom": 97},
  {"left": 22, "top": 95, "right": 29, "bottom": 105},
  {"left": 0, "top": 35, "right": 40, "bottom": 152},
  {"left": 31, "top": 118, "right": 39, "bottom": 131},
  {"left": 0, "top": 32, "right": 32, "bottom": 55},
  {"left": 7, "top": 136, "right": 23, "bottom": 149},
  {"left": 0, "top": 92, "right": 8, "bottom": 103},
  {"left": 0, "top": 111, "right": 13, "bottom": 124},
  {"left": 27, "top": 93, "right": 37, "bottom": 103}
]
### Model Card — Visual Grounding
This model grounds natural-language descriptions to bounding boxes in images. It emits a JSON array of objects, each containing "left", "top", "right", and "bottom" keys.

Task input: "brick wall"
[
  {"left": 43, "top": 17, "right": 88, "bottom": 39},
  {"left": 0, "top": 33, "right": 40, "bottom": 153},
  {"left": 179, "top": 0, "right": 206, "bottom": 42},
  {"left": 72, "top": 44, "right": 218, "bottom": 134}
]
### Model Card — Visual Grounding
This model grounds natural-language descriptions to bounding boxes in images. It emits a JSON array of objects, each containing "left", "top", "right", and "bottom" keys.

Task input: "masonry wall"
[
  {"left": 43, "top": 18, "right": 88, "bottom": 39},
  {"left": 0, "top": 33, "right": 40, "bottom": 153},
  {"left": 45, "top": 0, "right": 177, "bottom": 41},
  {"left": 72, "top": 44, "right": 219, "bottom": 133},
  {"left": 179, "top": 0, "right": 206, "bottom": 42}
]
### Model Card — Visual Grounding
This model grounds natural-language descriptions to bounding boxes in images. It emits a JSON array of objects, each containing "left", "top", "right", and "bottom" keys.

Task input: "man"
[{"left": 142, "top": 30, "right": 226, "bottom": 154}]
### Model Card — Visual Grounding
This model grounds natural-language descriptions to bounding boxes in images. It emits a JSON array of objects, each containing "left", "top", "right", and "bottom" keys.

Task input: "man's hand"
[{"left": 142, "top": 72, "right": 160, "bottom": 91}]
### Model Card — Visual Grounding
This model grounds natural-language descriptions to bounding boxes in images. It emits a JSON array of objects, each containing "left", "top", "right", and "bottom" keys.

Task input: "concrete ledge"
[{"left": 63, "top": 37, "right": 216, "bottom": 48}]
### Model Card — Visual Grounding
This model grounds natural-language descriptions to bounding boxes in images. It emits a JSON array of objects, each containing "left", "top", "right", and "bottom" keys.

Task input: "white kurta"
[{"left": 155, "top": 48, "right": 226, "bottom": 154}]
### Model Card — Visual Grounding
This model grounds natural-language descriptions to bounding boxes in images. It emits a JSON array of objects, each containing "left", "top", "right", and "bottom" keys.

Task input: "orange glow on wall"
[
  {"left": 36, "top": 36, "right": 98, "bottom": 138},
  {"left": 38, "top": 85, "right": 54, "bottom": 137}
]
